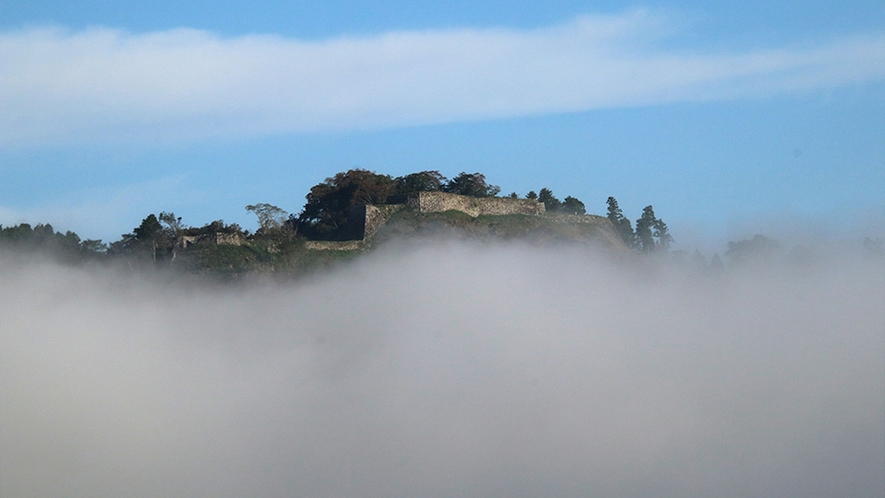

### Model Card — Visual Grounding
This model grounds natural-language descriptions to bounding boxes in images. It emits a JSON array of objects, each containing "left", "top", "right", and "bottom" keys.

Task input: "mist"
[{"left": 1, "top": 240, "right": 883, "bottom": 497}]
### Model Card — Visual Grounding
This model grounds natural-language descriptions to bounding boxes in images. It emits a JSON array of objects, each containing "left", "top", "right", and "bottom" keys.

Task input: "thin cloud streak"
[{"left": 2, "top": 10, "right": 884, "bottom": 147}]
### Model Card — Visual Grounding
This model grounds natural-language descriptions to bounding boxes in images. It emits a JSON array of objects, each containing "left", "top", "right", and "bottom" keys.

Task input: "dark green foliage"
[
  {"left": 298, "top": 169, "right": 396, "bottom": 240},
  {"left": 632, "top": 205, "right": 671, "bottom": 254},
  {"left": 608, "top": 199, "right": 671, "bottom": 254},
  {"left": 179, "top": 243, "right": 258, "bottom": 277},
  {"left": 394, "top": 171, "right": 447, "bottom": 194},
  {"left": 535, "top": 189, "right": 585, "bottom": 215},
  {"left": 635, "top": 206, "right": 656, "bottom": 253},
  {"left": 653, "top": 217, "right": 673, "bottom": 252},
  {"left": 0, "top": 223, "right": 105, "bottom": 262},
  {"left": 111, "top": 214, "right": 168, "bottom": 264},
  {"left": 183, "top": 220, "right": 243, "bottom": 236},
  {"left": 159, "top": 212, "right": 184, "bottom": 237},
  {"left": 444, "top": 172, "right": 501, "bottom": 197},
  {"left": 0, "top": 223, "right": 39, "bottom": 244},
  {"left": 297, "top": 169, "right": 504, "bottom": 240},
  {"left": 562, "top": 196, "right": 586, "bottom": 215},
  {"left": 606, "top": 197, "right": 635, "bottom": 248},
  {"left": 538, "top": 188, "right": 562, "bottom": 212},
  {"left": 245, "top": 204, "right": 289, "bottom": 233},
  {"left": 133, "top": 214, "right": 163, "bottom": 242}
]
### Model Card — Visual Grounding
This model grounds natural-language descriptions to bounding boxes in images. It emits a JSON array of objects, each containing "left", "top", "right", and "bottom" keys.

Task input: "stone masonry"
[
  {"left": 405, "top": 192, "right": 545, "bottom": 217},
  {"left": 329, "top": 192, "right": 546, "bottom": 245}
]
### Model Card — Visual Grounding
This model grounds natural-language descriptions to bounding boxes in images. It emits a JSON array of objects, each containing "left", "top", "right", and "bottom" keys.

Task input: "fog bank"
[{"left": 1, "top": 242, "right": 883, "bottom": 497}]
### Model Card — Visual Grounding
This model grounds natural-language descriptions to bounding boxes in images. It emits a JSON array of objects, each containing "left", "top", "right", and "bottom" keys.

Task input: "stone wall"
[
  {"left": 178, "top": 232, "right": 243, "bottom": 248},
  {"left": 327, "top": 192, "right": 546, "bottom": 244},
  {"left": 544, "top": 213, "right": 609, "bottom": 225},
  {"left": 334, "top": 193, "right": 546, "bottom": 242},
  {"left": 345, "top": 204, "right": 406, "bottom": 241},
  {"left": 406, "top": 192, "right": 545, "bottom": 217},
  {"left": 304, "top": 240, "right": 363, "bottom": 251}
]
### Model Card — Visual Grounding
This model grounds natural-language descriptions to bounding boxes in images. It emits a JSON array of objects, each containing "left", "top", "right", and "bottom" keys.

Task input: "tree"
[
  {"left": 159, "top": 212, "right": 185, "bottom": 237},
  {"left": 394, "top": 171, "right": 447, "bottom": 194},
  {"left": 562, "top": 196, "right": 586, "bottom": 215},
  {"left": 726, "top": 234, "right": 779, "bottom": 265},
  {"left": 526, "top": 191, "right": 538, "bottom": 200},
  {"left": 653, "top": 217, "right": 673, "bottom": 252},
  {"left": 538, "top": 188, "right": 562, "bottom": 212},
  {"left": 111, "top": 214, "right": 164, "bottom": 263},
  {"left": 606, "top": 197, "right": 635, "bottom": 248},
  {"left": 298, "top": 169, "right": 396, "bottom": 239},
  {"left": 80, "top": 239, "right": 108, "bottom": 255},
  {"left": 635, "top": 206, "right": 656, "bottom": 253},
  {"left": 188, "top": 220, "right": 243, "bottom": 236},
  {"left": 633, "top": 205, "right": 672, "bottom": 254},
  {"left": 444, "top": 172, "right": 500, "bottom": 197},
  {"left": 0, "top": 223, "right": 98, "bottom": 262},
  {"left": 133, "top": 214, "right": 163, "bottom": 243},
  {"left": 246, "top": 204, "right": 289, "bottom": 233}
]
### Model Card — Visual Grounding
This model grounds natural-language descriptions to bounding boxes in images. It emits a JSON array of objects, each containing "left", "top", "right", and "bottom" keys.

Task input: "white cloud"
[
  {"left": 1, "top": 10, "right": 884, "bottom": 147},
  {"left": 2, "top": 243, "right": 883, "bottom": 496}
]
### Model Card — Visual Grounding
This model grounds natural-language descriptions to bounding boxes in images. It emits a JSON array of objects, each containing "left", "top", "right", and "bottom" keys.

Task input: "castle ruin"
[{"left": 306, "top": 191, "right": 553, "bottom": 249}]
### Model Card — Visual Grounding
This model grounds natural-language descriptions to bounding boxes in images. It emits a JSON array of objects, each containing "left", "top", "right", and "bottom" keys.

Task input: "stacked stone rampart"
[
  {"left": 178, "top": 232, "right": 243, "bottom": 248},
  {"left": 544, "top": 213, "right": 609, "bottom": 225},
  {"left": 346, "top": 204, "right": 407, "bottom": 241},
  {"left": 406, "top": 192, "right": 545, "bottom": 217},
  {"left": 312, "top": 192, "right": 557, "bottom": 246},
  {"left": 304, "top": 240, "right": 362, "bottom": 251}
]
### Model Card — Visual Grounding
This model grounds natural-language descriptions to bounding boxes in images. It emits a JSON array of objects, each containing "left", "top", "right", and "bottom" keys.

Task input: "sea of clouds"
[{"left": 1, "top": 240, "right": 883, "bottom": 497}]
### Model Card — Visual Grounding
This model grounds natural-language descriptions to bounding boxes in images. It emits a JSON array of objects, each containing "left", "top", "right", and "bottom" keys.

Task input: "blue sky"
[{"left": 1, "top": 1, "right": 883, "bottom": 250}]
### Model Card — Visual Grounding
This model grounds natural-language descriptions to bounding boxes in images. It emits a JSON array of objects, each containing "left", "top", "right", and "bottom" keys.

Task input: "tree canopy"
[
  {"left": 298, "top": 170, "right": 509, "bottom": 239},
  {"left": 246, "top": 204, "right": 289, "bottom": 233},
  {"left": 298, "top": 169, "right": 397, "bottom": 239},
  {"left": 0, "top": 222, "right": 103, "bottom": 262},
  {"left": 395, "top": 171, "right": 447, "bottom": 194},
  {"left": 443, "top": 172, "right": 501, "bottom": 198},
  {"left": 538, "top": 188, "right": 562, "bottom": 212},
  {"left": 562, "top": 196, "right": 586, "bottom": 215},
  {"left": 531, "top": 188, "right": 588, "bottom": 215},
  {"left": 726, "top": 234, "right": 779, "bottom": 265},
  {"left": 633, "top": 205, "right": 672, "bottom": 254}
]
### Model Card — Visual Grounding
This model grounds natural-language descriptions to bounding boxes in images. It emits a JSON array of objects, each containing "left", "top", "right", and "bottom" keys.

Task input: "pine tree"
[
  {"left": 653, "top": 217, "right": 673, "bottom": 252},
  {"left": 562, "top": 196, "right": 586, "bottom": 215},
  {"left": 606, "top": 197, "right": 635, "bottom": 248},
  {"left": 538, "top": 188, "right": 562, "bottom": 212},
  {"left": 635, "top": 206, "right": 656, "bottom": 253}
]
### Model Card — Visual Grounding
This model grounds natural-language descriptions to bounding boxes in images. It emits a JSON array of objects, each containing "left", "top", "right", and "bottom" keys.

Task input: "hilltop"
[{"left": 0, "top": 169, "right": 676, "bottom": 279}]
